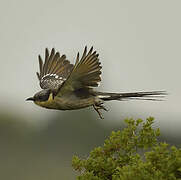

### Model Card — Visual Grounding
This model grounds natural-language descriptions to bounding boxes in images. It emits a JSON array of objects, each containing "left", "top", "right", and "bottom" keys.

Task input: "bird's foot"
[{"left": 93, "top": 103, "right": 108, "bottom": 119}]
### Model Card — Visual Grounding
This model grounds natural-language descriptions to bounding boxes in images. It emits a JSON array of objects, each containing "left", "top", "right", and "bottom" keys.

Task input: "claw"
[
  {"left": 93, "top": 103, "right": 108, "bottom": 119},
  {"left": 93, "top": 105, "right": 104, "bottom": 119},
  {"left": 101, "top": 105, "right": 108, "bottom": 111}
]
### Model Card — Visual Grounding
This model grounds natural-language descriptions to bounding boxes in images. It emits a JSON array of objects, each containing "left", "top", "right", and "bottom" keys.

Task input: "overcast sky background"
[{"left": 0, "top": 0, "right": 180, "bottom": 135}]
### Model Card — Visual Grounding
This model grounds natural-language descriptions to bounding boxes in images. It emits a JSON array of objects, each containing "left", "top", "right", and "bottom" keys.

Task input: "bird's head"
[{"left": 26, "top": 89, "right": 54, "bottom": 108}]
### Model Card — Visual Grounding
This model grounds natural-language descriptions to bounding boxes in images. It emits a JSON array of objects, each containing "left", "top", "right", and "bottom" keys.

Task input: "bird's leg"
[
  {"left": 93, "top": 104, "right": 104, "bottom": 119},
  {"left": 93, "top": 103, "right": 108, "bottom": 119},
  {"left": 99, "top": 103, "right": 108, "bottom": 111}
]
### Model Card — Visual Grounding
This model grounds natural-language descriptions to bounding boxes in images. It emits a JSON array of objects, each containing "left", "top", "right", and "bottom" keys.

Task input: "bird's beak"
[{"left": 26, "top": 97, "right": 34, "bottom": 101}]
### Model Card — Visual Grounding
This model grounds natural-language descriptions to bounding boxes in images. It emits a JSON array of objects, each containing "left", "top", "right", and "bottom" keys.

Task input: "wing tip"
[
  {"left": 84, "top": 45, "right": 87, "bottom": 51},
  {"left": 38, "top": 54, "right": 42, "bottom": 60},
  {"left": 36, "top": 72, "right": 40, "bottom": 80},
  {"left": 89, "top": 46, "right": 93, "bottom": 54},
  {"left": 45, "top": 48, "right": 49, "bottom": 57},
  {"left": 50, "top": 48, "right": 55, "bottom": 55}
]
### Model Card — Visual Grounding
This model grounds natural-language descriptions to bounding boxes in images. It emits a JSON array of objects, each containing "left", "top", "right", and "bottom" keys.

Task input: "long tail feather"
[{"left": 95, "top": 91, "right": 167, "bottom": 101}]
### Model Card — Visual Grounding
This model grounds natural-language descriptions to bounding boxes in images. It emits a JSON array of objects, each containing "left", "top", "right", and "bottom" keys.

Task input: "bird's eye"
[
  {"left": 37, "top": 94, "right": 49, "bottom": 101},
  {"left": 34, "top": 90, "right": 51, "bottom": 102},
  {"left": 38, "top": 96, "right": 44, "bottom": 101},
  {"left": 39, "top": 95, "right": 48, "bottom": 101}
]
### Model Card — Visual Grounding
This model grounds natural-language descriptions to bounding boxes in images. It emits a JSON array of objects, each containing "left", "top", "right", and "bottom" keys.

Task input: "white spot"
[
  {"left": 50, "top": 74, "right": 55, "bottom": 76},
  {"left": 42, "top": 74, "right": 50, "bottom": 79},
  {"left": 41, "top": 73, "right": 66, "bottom": 82},
  {"left": 98, "top": 95, "right": 110, "bottom": 98},
  {"left": 42, "top": 73, "right": 61, "bottom": 79}
]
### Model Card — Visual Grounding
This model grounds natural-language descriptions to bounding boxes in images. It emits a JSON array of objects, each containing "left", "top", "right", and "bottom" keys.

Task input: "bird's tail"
[{"left": 95, "top": 91, "right": 167, "bottom": 101}]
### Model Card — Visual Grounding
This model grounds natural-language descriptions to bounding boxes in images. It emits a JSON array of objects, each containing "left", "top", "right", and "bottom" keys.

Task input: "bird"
[{"left": 26, "top": 46, "right": 166, "bottom": 119}]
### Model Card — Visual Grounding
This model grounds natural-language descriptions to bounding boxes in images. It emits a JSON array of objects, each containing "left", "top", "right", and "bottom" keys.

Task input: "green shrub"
[{"left": 72, "top": 117, "right": 181, "bottom": 180}]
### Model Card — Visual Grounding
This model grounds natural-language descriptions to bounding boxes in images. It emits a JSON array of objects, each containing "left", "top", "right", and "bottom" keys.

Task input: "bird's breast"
[{"left": 54, "top": 95, "right": 96, "bottom": 110}]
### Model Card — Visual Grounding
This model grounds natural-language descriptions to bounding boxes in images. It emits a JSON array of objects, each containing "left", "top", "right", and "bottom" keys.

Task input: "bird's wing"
[
  {"left": 57, "top": 46, "right": 102, "bottom": 96},
  {"left": 36, "top": 48, "right": 74, "bottom": 90}
]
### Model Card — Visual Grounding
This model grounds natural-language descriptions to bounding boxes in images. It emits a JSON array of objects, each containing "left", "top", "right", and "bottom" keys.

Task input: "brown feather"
[
  {"left": 58, "top": 46, "right": 102, "bottom": 95},
  {"left": 75, "top": 52, "right": 80, "bottom": 65},
  {"left": 36, "top": 72, "right": 40, "bottom": 80},
  {"left": 37, "top": 48, "right": 74, "bottom": 90},
  {"left": 43, "top": 48, "right": 49, "bottom": 75},
  {"left": 38, "top": 55, "right": 43, "bottom": 78},
  {"left": 52, "top": 55, "right": 67, "bottom": 75},
  {"left": 47, "top": 52, "right": 60, "bottom": 74}
]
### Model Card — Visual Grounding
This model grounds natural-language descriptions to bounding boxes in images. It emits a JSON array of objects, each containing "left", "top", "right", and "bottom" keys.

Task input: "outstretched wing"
[
  {"left": 57, "top": 46, "right": 102, "bottom": 95},
  {"left": 37, "top": 48, "right": 74, "bottom": 90}
]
